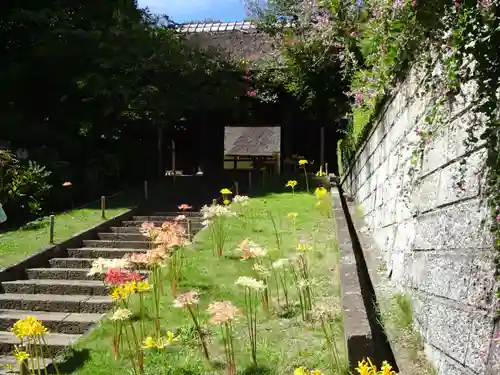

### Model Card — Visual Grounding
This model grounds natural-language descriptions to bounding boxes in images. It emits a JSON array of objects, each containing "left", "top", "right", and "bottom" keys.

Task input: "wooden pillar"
[
  {"left": 201, "top": 119, "right": 224, "bottom": 177},
  {"left": 157, "top": 126, "right": 163, "bottom": 177},
  {"left": 281, "top": 104, "right": 293, "bottom": 174}
]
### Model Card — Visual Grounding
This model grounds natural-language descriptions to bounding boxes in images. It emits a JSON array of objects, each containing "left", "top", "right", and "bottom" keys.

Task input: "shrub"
[{"left": 0, "top": 150, "right": 52, "bottom": 223}]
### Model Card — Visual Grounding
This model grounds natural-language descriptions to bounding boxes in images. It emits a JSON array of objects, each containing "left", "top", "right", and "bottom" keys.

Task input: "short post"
[
  {"left": 187, "top": 219, "right": 192, "bottom": 241},
  {"left": 234, "top": 181, "right": 239, "bottom": 196},
  {"left": 248, "top": 171, "right": 252, "bottom": 192},
  {"left": 101, "top": 196, "right": 106, "bottom": 219},
  {"left": 325, "top": 163, "right": 329, "bottom": 175},
  {"left": 144, "top": 180, "right": 149, "bottom": 200},
  {"left": 49, "top": 215, "right": 55, "bottom": 244},
  {"left": 212, "top": 198, "right": 217, "bottom": 206}
]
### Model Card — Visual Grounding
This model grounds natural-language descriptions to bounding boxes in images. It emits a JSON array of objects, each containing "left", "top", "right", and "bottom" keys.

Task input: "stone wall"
[{"left": 340, "top": 62, "right": 499, "bottom": 375}]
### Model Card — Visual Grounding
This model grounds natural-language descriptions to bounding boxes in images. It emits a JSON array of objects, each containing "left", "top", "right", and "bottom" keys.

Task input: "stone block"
[
  {"left": 425, "top": 298, "right": 472, "bottom": 363},
  {"left": 410, "top": 291, "right": 429, "bottom": 334},
  {"left": 389, "top": 249, "right": 407, "bottom": 287},
  {"left": 407, "top": 91, "right": 430, "bottom": 128},
  {"left": 466, "top": 252, "right": 497, "bottom": 309},
  {"left": 392, "top": 219, "right": 416, "bottom": 251},
  {"left": 412, "top": 250, "right": 470, "bottom": 301},
  {"left": 437, "top": 148, "right": 484, "bottom": 206},
  {"left": 464, "top": 311, "right": 495, "bottom": 373},
  {"left": 449, "top": 80, "right": 478, "bottom": 119},
  {"left": 392, "top": 107, "right": 410, "bottom": 143},
  {"left": 438, "top": 354, "right": 478, "bottom": 375},
  {"left": 413, "top": 210, "right": 447, "bottom": 250},
  {"left": 416, "top": 169, "right": 441, "bottom": 212},
  {"left": 442, "top": 199, "right": 489, "bottom": 249},
  {"left": 487, "top": 321, "right": 500, "bottom": 375},
  {"left": 422, "top": 127, "right": 449, "bottom": 175}
]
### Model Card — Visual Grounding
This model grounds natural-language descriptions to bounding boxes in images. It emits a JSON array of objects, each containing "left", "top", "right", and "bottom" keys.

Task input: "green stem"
[
  {"left": 187, "top": 305, "right": 210, "bottom": 361},
  {"left": 123, "top": 324, "right": 139, "bottom": 375}
]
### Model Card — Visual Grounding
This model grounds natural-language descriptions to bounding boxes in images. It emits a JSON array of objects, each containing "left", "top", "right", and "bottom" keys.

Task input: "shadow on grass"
[
  {"left": 50, "top": 348, "right": 90, "bottom": 374},
  {"left": 20, "top": 220, "right": 49, "bottom": 231}
]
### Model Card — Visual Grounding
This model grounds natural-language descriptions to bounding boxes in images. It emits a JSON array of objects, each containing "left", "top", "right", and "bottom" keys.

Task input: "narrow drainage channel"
[{"left": 336, "top": 184, "right": 399, "bottom": 372}]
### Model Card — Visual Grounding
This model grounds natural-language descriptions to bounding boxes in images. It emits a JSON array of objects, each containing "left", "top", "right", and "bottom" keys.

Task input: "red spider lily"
[
  {"left": 178, "top": 204, "right": 192, "bottom": 211},
  {"left": 104, "top": 269, "right": 142, "bottom": 285}
]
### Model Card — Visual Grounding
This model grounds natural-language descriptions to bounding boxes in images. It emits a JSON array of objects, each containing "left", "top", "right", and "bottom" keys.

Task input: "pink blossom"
[
  {"left": 354, "top": 92, "right": 364, "bottom": 106},
  {"left": 478, "top": 0, "right": 491, "bottom": 9},
  {"left": 412, "top": 0, "right": 417, "bottom": 8},
  {"left": 392, "top": 0, "right": 404, "bottom": 9},
  {"left": 247, "top": 91, "right": 257, "bottom": 97}
]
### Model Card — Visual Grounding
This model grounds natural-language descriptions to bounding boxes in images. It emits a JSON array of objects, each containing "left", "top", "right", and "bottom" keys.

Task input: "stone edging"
[
  {"left": 344, "top": 199, "right": 420, "bottom": 375},
  {"left": 0, "top": 208, "right": 139, "bottom": 285}
]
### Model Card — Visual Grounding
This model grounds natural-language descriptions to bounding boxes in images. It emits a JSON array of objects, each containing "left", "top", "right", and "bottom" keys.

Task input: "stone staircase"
[{"left": 0, "top": 211, "right": 203, "bottom": 374}]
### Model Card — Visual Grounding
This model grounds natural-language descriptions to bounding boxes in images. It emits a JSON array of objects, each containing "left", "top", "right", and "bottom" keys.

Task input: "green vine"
[{"left": 336, "top": 1, "right": 499, "bottom": 311}]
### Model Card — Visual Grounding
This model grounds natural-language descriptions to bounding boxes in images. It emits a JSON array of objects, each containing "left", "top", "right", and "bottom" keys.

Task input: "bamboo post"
[
  {"left": 172, "top": 139, "right": 176, "bottom": 186},
  {"left": 101, "top": 196, "right": 106, "bottom": 219},
  {"left": 187, "top": 219, "right": 192, "bottom": 241},
  {"left": 144, "top": 180, "right": 149, "bottom": 200},
  {"left": 49, "top": 215, "right": 55, "bottom": 244},
  {"left": 235, "top": 181, "right": 239, "bottom": 196},
  {"left": 325, "top": 162, "right": 329, "bottom": 175}
]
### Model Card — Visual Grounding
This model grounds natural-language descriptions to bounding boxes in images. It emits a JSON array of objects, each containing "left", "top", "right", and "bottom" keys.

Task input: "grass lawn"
[
  {"left": 0, "top": 192, "right": 138, "bottom": 269},
  {"left": 67, "top": 192, "right": 347, "bottom": 375}
]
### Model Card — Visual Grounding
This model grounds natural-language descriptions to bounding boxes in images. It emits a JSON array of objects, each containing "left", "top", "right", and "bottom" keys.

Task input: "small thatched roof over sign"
[
  {"left": 177, "top": 21, "right": 274, "bottom": 62},
  {"left": 224, "top": 127, "right": 280, "bottom": 156}
]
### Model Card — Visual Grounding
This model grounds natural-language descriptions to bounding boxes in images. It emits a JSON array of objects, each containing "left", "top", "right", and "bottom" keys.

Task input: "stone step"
[
  {"left": 27, "top": 268, "right": 147, "bottom": 281},
  {"left": 132, "top": 215, "right": 203, "bottom": 222},
  {"left": 0, "top": 355, "right": 52, "bottom": 374},
  {"left": 0, "top": 331, "right": 81, "bottom": 356},
  {"left": 2, "top": 279, "right": 108, "bottom": 296},
  {"left": 0, "top": 309, "right": 103, "bottom": 334},
  {"left": 49, "top": 258, "right": 148, "bottom": 271},
  {"left": 0, "top": 294, "right": 111, "bottom": 314},
  {"left": 49, "top": 258, "right": 94, "bottom": 269},
  {"left": 151, "top": 212, "right": 202, "bottom": 217},
  {"left": 110, "top": 225, "right": 202, "bottom": 235},
  {"left": 98, "top": 232, "right": 150, "bottom": 242},
  {"left": 121, "top": 220, "right": 204, "bottom": 229},
  {"left": 82, "top": 240, "right": 149, "bottom": 249},
  {"left": 68, "top": 247, "right": 147, "bottom": 259}
]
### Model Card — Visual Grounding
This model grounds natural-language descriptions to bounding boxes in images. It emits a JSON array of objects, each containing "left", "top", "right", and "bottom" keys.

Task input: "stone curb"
[
  {"left": 332, "top": 189, "right": 375, "bottom": 368},
  {"left": 344, "top": 197, "right": 420, "bottom": 375}
]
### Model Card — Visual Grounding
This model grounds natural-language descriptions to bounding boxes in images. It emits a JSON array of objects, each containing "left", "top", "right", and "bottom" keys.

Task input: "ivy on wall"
[
  {"left": 246, "top": 0, "right": 498, "bottom": 309},
  {"left": 336, "top": 0, "right": 499, "bottom": 311}
]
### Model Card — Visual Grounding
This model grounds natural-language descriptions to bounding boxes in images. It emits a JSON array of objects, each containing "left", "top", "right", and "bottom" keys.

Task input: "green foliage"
[
  {"left": 0, "top": 151, "right": 52, "bottom": 221},
  {"left": 0, "top": 1, "right": 247, "bottom": 223},
  {"left": 248, "top": 0, "right": 354, "bottom": 124},
  {"left": 250, "top": 0, "right": 500, "bottom": 311}
]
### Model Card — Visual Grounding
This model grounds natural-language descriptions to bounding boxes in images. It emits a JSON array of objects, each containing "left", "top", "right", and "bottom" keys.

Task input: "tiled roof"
[
  {"left": 224, "top": 127, "right": 280, "bottom": 156},
  {"left": 177, "top": 21, "right": 257, "bottom": 33}
]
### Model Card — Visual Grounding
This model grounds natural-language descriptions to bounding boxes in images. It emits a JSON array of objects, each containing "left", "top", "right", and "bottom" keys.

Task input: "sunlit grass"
[
  {"left": 68, "top": 192, "right": 347, "bottom": 375},
  {"left": 0, "top": 193, "right": 137, "bottom": 268}
]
